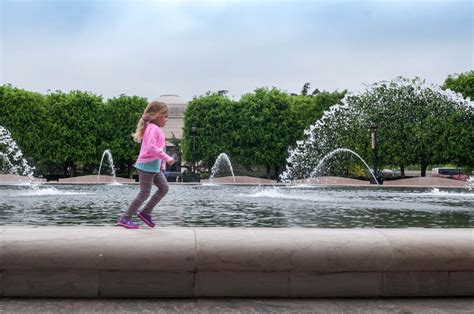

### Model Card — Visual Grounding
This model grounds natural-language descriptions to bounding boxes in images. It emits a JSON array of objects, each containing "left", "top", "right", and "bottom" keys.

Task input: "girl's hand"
[{"left": 167, "top": 159, "right": 175, "bottom": 166}]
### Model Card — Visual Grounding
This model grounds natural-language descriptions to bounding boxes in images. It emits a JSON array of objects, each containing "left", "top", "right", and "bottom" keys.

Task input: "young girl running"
[{"left": 117, "top": 101, "right": 174, "bottom": 229}]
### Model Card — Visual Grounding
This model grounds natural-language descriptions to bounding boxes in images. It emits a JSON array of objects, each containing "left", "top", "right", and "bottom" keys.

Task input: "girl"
[{"left": 117, "top": 101, "right": 174, "bottom": 229}]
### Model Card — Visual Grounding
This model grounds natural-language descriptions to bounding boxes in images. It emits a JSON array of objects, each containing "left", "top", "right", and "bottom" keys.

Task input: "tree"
[
  {"left": 43, "top": 90, "right": 104, "bottom": 176},
  {"left": 282, "top": 77, "right": 473, "bottom": 181},
  {"left": 360, "top": 78, "right": 474, "bottom": 175},
  {"left": 443, "top": 70, "right": 474, "bottom": 99},
  {"left": 235, "top": 87, "right": 295, "bottom": 179},
  {"left": 0, "top": 85, "right": 47, "bottom": 175},
  {"left": 301, "top": 82, "right": 311, "bottom": 96},
  {"left": 181, "top": 93, "right": 236, "bottom": 173},
  {"left": 290, "top": 90, "right": 347, "bottom": 140},
  {"left": 102, "top": 95, "right": 148, "bottom": 177}
]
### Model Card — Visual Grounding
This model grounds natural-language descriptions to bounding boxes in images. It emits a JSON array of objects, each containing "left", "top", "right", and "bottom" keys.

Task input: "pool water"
[{"left": 0, "top": 184, "right": 473, "bottom": 228}]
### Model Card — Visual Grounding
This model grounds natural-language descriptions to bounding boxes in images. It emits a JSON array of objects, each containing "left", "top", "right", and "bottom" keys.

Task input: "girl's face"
[{"left": 152, "top": 114, "right": 168, "bottom": 127}]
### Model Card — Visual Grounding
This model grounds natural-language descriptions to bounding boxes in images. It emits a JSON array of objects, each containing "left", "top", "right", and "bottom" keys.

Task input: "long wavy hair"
[{"left": 132, "top": 101, "right": 169, "bottom": 143}]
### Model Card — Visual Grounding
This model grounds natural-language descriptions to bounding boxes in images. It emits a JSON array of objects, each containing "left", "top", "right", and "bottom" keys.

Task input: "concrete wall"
[{"left": 0, "top": 227, "right": 472, "bottom": 297}]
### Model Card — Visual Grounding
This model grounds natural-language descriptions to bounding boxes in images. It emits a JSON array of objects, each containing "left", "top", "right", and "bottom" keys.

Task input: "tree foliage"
[
  {"left": 2, "top": 75, "right": 472, "bottom": 181},
  {"left": 0, "top": 85, "right": 147, "bottom": 177},
  {"left": 290, "top": 90, "right": 347, "bottom": 141},
  {"left": 181, "top": 88, "right": 301, "bottom": 178},
  {"left": 443, "top": 70, "right": 474, "bottom": 100},
  {"left": 181, "top": 92, "right": 236, "bottom": 170},
  {"left": 42, "top": 90, "right": 104, "bottom": 176},
  {"left": 282, "top": 77, "right": 474, "bottom": 180},
  {"left": 0, "top": 85, "right": 47, "bottom": 174},
  {"left": 102, "top": 95, "right": 148, "bottom": 176},
  {"left": 234, "top": 87, "right": 295, "bottom": 177}
]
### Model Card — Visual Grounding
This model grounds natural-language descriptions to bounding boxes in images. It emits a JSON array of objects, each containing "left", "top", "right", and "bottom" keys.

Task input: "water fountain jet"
[
  {"left": 97, "top": 149, "right": 118, "bottom": 184},
  {"left": 209, "top": 153, "right": 236, "bottom": 184},
  {"left": 0, "top": 126, "right": 37, "bottom": 185},
  {"left": 309, "top": 148, "right": 380, "bottom": 185}
]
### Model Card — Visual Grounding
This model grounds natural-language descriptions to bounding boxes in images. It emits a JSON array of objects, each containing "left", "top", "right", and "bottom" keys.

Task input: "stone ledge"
[
  {"left": 4, "top": 270, "right": 98, "bottom": 297},
  {"left": 0, "top": 227, "right": 472, "bottom": 297},
  {"left": 0, "top": 227, "right": 195, "bottom": 271},
  {"left": 1, "top": 270, "right": 472, "bottom": 297}
]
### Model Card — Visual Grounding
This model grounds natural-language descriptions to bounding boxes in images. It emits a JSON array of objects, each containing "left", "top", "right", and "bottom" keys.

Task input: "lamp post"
[
  {"left": 370, "top": 125, "right": 378, "bottom": 184},
  {"left": 191, "top": 126, "right": 197, "bottom": 174}
]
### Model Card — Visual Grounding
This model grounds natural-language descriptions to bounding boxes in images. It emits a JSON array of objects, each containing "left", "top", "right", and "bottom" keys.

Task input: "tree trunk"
[
  {"left": 266, "top": 165, "right": 271, "bottom": 179},
  {"left": 127, "top": 162, "right": 133, "bottom": 178},
  {"left": 274, "top": 165, "right": 280, "bottom": 181},
  {"left": 400, "top": 165, "right": 405, "bottom": 178},
  {"left": 70, "top": 161, "right": 76, "bottom": 177},
  {"left": 420, "top": 161, "right": 428, "bottom": 177}
]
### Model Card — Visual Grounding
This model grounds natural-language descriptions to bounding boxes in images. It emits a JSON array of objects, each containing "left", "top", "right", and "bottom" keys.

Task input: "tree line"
[
  {"left": 1, "top": 70, "right": 473, "bottom": 180},
  {"left": 181, "top": 87, "right": 346, "bottom": 179},
  {"left": 0, "top": 83, "right": 344, "bottom": 179},
  {"left": 0, "top": 86, "right": 147, "bottom": 177},
  {"left": 181, "top": 73, "right": 473, "bottom": 180}
]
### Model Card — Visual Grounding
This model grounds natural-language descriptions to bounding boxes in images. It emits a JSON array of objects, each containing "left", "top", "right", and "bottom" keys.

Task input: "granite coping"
[
  {"left": 0, "top": 227, "right": 195, "bottom": 271},
  {"left": 0, "top": 227, "right": 472, "bottom": 272}
]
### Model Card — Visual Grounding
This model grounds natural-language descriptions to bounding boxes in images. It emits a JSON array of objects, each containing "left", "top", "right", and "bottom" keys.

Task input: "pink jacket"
[{"left": 136, "top": 123, "right": 173, "bottom": 167}]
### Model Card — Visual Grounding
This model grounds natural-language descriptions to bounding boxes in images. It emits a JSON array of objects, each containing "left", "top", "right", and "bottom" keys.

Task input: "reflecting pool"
[{"left": 0, "top": 184, "right": 473, "bottom": 228}]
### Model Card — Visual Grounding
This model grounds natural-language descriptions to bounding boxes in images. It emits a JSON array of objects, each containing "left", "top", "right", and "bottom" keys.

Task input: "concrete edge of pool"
[{"left": 0, "top": 227, "right": 472, "bottom": 298}]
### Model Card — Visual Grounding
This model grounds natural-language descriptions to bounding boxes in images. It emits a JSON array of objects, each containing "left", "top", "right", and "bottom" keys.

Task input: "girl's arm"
[{"left": 149, "top": 146, "right": 173, "bottom": 162}]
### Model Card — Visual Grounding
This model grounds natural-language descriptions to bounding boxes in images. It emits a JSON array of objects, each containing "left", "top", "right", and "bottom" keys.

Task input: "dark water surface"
[{"left": 0, "top": 184, "right": 473, "bottom": 228}]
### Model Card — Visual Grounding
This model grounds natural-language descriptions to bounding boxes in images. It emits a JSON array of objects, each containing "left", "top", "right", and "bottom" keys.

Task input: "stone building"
[
  {"left": 153, "top": 95, "right": 188, "bottom": 176},
  {"left": 154, "top": 94, "right": 188, "bottom": 141}
]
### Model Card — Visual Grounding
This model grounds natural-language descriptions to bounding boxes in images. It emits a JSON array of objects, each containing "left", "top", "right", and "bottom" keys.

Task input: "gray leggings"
[{"left": 123, "top": 169, "right": 169, "bottom": 218}]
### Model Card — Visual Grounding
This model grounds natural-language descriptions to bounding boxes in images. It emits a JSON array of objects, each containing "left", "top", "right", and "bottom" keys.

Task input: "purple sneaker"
[
  {"left": 137, "top": 211, "right": 156, "bottom": 228},
  {"left": 117, "top": 217, "right": 139, "bottom": 229}
]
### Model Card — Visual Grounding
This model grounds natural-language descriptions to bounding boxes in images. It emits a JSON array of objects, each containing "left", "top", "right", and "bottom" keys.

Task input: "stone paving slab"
[{"left": 0, "top": 297, "right": 473, "bottom": 313}]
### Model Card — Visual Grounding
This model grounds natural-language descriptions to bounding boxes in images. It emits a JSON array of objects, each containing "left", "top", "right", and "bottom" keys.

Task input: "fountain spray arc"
[
  {"left": 97, "top": 149, "right": 118, "bottom": 184},
  {"left": 309, "top": 148, "right": 379, "bottom": 185},
  {"left": 209, "top": 153, "right": 236, "bottom": 183},
  {"left": 0, "top": 126, "right": 37, "bottom": 183}
]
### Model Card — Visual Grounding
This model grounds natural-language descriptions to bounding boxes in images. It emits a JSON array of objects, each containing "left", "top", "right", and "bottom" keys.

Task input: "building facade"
[
  {"left": 154, "top": 94, "right": 188, "bottom": 142},
  {"left": 154, "top": 95, "right": 188, "bottom": 177}
]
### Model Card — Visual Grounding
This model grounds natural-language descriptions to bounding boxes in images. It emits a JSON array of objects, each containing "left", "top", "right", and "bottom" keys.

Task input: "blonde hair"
[{"left": 132, "top": 101, "right": 169, "bottom": 143}]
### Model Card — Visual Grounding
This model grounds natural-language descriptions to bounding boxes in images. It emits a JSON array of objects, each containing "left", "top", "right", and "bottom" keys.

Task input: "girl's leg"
[
  {"left": 140, "top": 171, "right": 169, "bottom": 215},
  {"left": 122, "top": 169, "right": 155, "bottom": 218}
]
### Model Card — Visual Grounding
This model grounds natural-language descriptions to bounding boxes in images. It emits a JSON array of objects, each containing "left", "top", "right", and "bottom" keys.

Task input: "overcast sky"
[{"left": 1, "top": 0, "right": 472, "bottom": 101}]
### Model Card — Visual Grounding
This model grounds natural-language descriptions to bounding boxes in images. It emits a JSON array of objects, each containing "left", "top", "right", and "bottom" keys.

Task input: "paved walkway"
[{"left": 1, "top": 297, "right": 473, "bottom": 313}]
